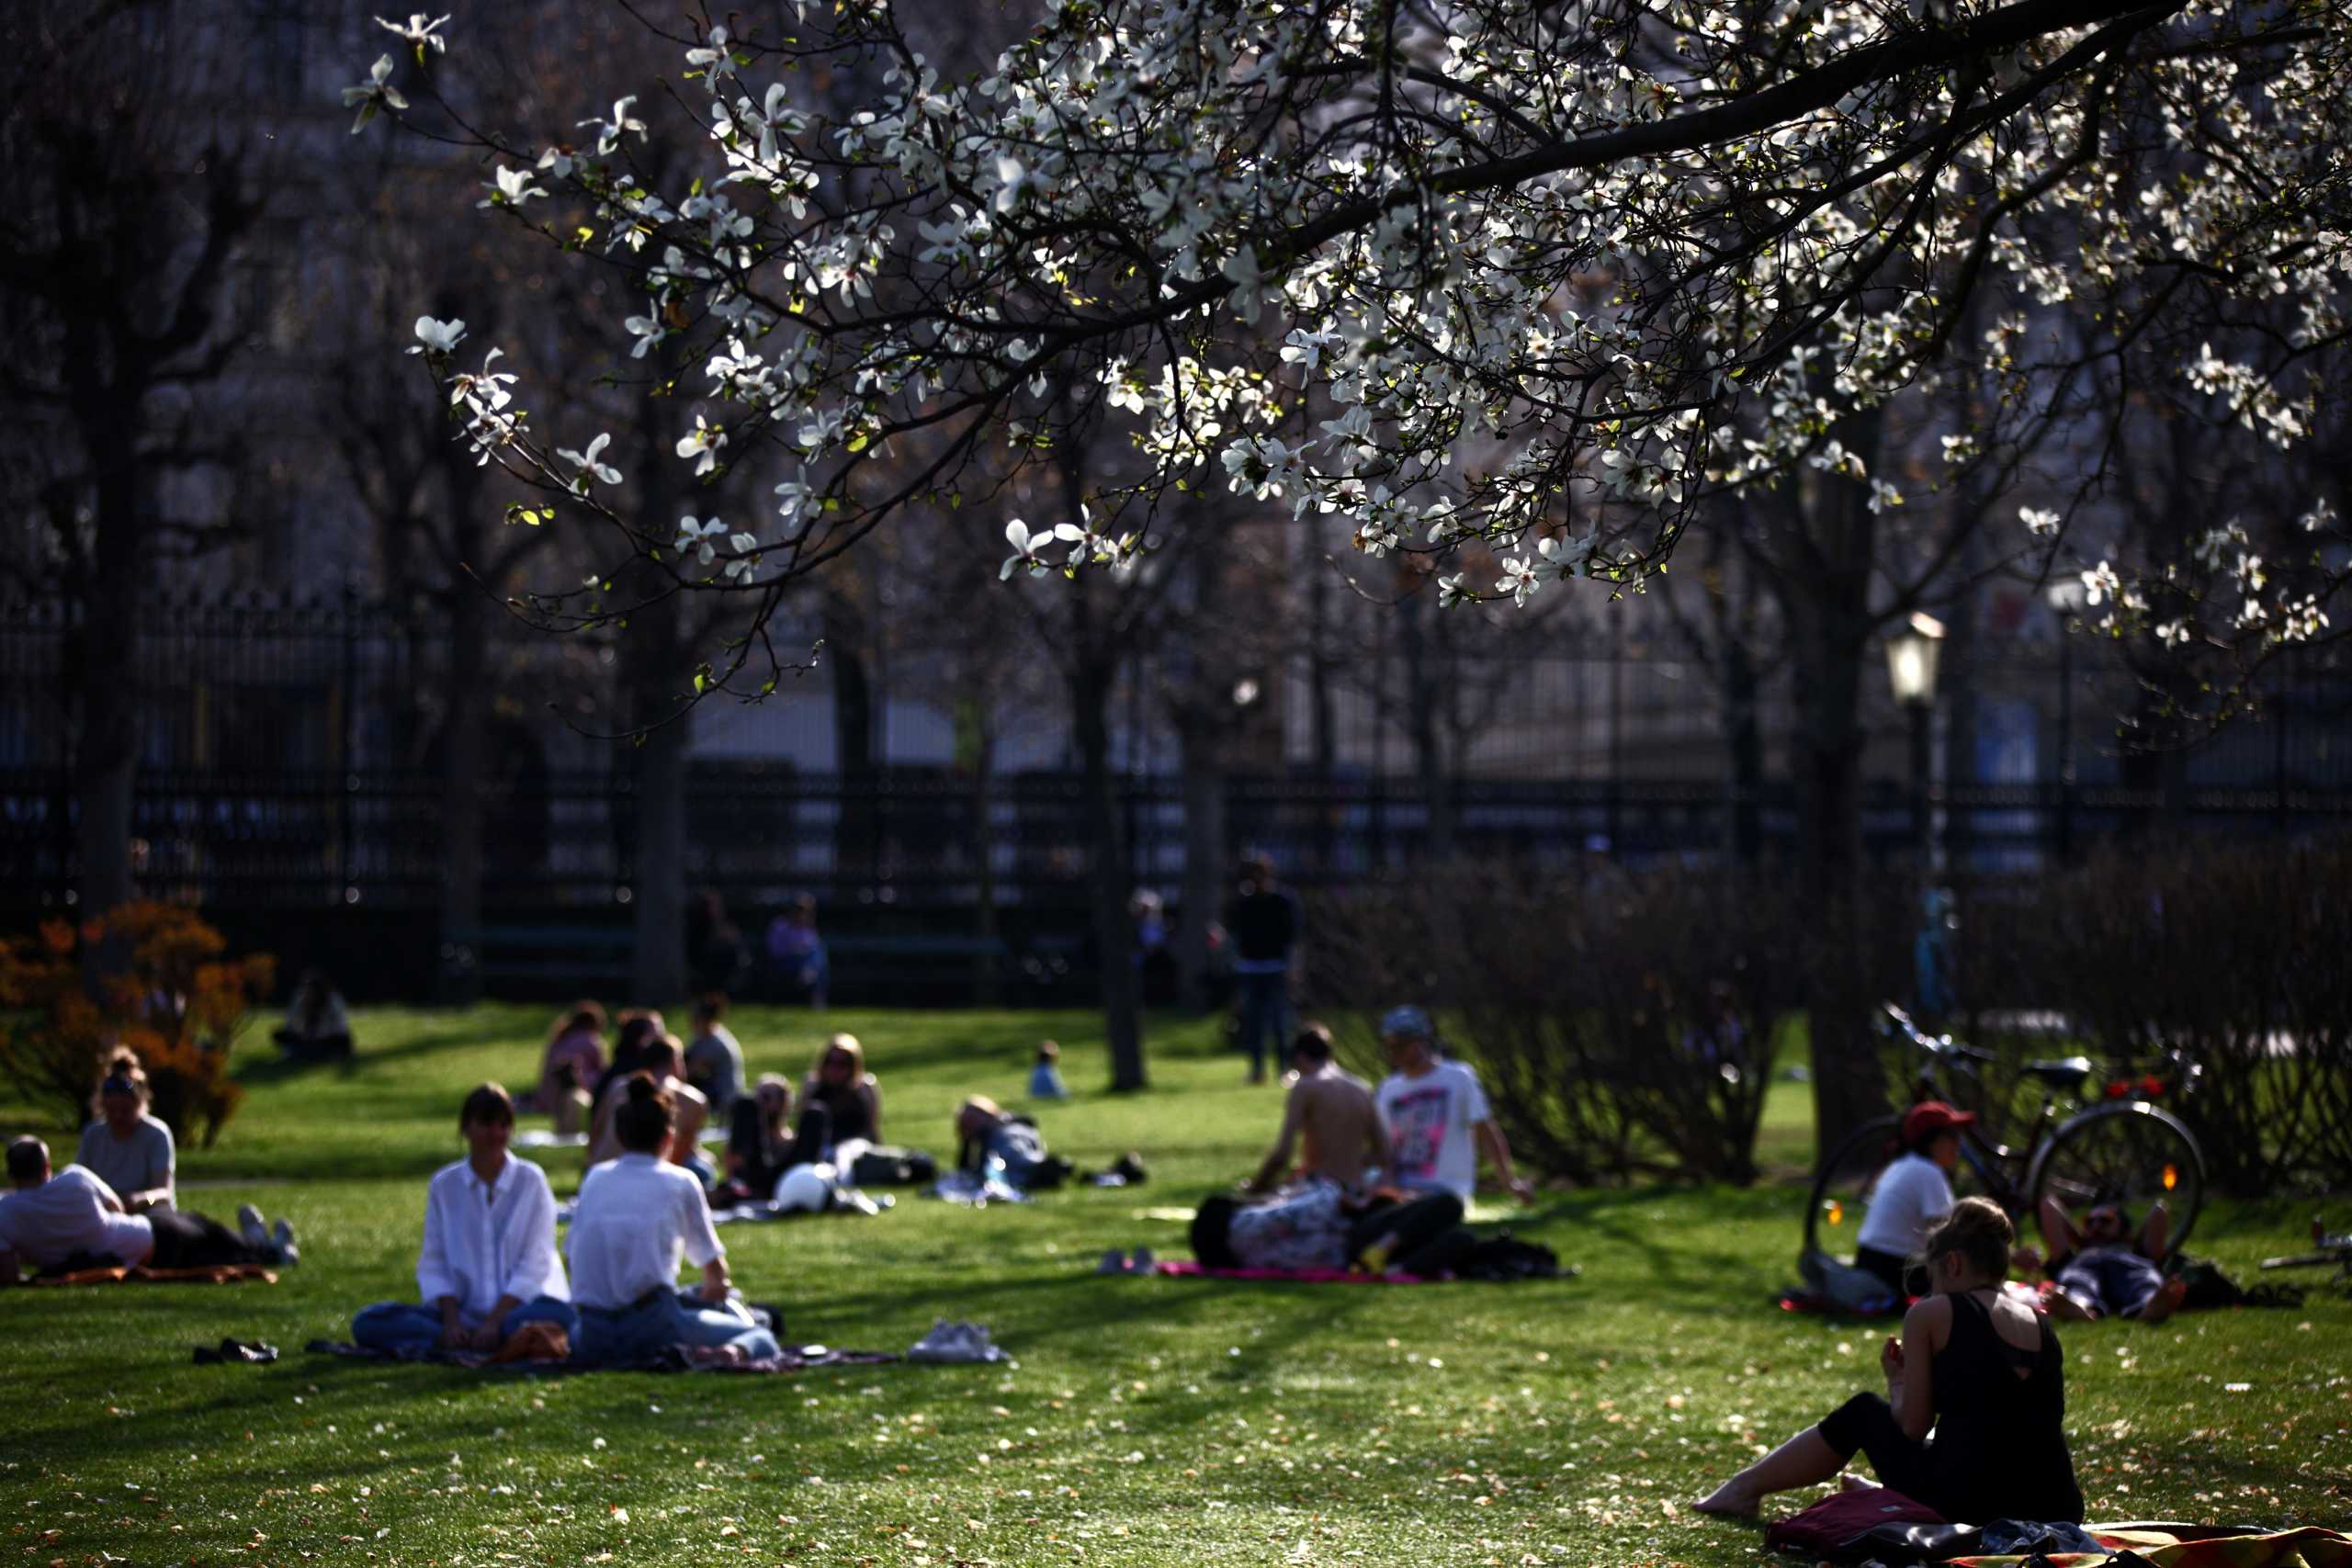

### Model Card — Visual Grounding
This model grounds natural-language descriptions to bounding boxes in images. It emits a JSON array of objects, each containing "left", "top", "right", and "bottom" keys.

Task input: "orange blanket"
[{"left": 27, "top": 1263, "right": 278, "bottom": 1286}]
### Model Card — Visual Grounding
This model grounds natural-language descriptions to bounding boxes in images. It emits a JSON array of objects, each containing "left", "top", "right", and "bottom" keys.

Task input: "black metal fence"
[{"left": 6, "top": 591, "right": 2349, "bottom": 998}]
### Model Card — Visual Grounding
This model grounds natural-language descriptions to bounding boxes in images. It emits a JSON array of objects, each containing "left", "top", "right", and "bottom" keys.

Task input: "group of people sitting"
[
  {"left": 0, "top": 1052, "right": 301, "bottom": 1282},
  {"left": 352, "top": 1078, "right": 775, "bottom": 1365},
  {"left": 1194, "top": 1008, "right": 1534, "bottom": 1276}
]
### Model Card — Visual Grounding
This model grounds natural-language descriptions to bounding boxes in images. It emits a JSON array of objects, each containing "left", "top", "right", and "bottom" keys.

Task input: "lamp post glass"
[{"left": 1885, "top": 613, "right": 1947, "bottom": 708}]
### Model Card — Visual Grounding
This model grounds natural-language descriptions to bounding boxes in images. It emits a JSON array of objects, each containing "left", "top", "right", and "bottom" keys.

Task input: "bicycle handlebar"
[{"left": 1878, "top": 1003, "right": 1997, "bottom": 1065}]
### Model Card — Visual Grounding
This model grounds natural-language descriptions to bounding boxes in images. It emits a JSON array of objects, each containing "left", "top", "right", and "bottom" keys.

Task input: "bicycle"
[
  {"left": 1804, "top": 1004, "right": 2208, "bottom": 1269},
  {"left": 2259, "top": 1221, "right": 2351, "bottom": 1284}
]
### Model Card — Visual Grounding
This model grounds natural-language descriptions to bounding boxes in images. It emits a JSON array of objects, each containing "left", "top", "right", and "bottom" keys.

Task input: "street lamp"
[
  {"left": 2045, "top": 579, "right": 2086, "bottom": 863},
  {"left": 1885, "top": 612, "right": 1946, "bottom": 869}
]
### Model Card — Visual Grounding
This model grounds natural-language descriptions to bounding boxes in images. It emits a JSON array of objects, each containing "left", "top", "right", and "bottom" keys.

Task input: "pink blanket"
[{"left": 1151, "top": 1259, "right": 1431, "bottom": 1284}]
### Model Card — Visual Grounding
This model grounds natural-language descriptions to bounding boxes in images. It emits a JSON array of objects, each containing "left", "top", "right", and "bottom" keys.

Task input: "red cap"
[{"left": 1901, "top": 1100, "right": 1977, "bottom": 1146}]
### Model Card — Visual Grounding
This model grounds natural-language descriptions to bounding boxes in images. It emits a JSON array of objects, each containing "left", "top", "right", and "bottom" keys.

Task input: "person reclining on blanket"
[
  {"left": 2037, "top": 1197, "right": 2186, "bottom": 1325},
  {"left": 0, "top": 1134, "right": 295, "bottom": 1282},
  {"left": 1247, "top": 1023, "right": 1385, "bottom": 1196},
  {"left": 1696, "top": 1197, "right": 2084, "bottom": 1523},
  {"left": 350, "top": 1084, "right": 577, "bottom": 1354},
  {"left": 1374, "top": 1007, "right": 1532, "bottom": 1203},
  {"left": 566, "top": 1075, "right": 778, "bottom": 1366},
  {"left": 75, "top": 1052, "right": 175, "bottom": 1213},
  {"left": 1191, "top": 1180, "right": 1476, "bottom": 1278},
  {"left": 955, "top": 1096, "right": 1067, "bottom": 1190}
]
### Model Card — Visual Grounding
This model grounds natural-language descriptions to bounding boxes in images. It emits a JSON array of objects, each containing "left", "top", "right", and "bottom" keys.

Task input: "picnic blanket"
[
  {"left": 305, "top": 1339, "right": 900, "bottom": 1376},
  {"left": 1939, "top": 1526, "right": 2352, "bottom": 1568},
  {"left": 1153, "top": 1258, "right": 1435, "bottom": 1284},
  {"left": 28, "top": 1263, "right": 277, "bottom": 1287}
]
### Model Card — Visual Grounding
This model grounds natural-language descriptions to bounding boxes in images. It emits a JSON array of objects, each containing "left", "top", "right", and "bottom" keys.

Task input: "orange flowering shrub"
[{"left": 0, "top": 903, "right": 275, "bottom": 1146}]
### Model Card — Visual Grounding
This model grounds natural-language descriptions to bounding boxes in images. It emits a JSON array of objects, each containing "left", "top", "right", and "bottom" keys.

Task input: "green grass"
[{"left": 2, "top": 1006, "right": 2345, "bottom": 1568}]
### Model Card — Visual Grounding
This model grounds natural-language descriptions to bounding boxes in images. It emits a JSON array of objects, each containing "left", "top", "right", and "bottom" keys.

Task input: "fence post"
[{"left": 339, "top": 578, "right": 360, "bottom": 903}]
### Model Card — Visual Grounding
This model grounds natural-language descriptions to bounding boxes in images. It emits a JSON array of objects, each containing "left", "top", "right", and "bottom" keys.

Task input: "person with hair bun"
[
  {"left": 350, "top": 1084, "right": 575, "bottom": 1354},
  {"left": 566, "top": 1074, "right": 778, "bottom": 1366},
  {"left": 76, "top": 1052, "right": 175, "bottom": 1213},
  {"left": 1697, "top": 1196, "right": 2083, "bottom": 1523}
]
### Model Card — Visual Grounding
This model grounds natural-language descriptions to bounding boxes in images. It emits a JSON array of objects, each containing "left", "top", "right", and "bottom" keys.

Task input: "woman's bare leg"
[{"left": 1694, "top": 1426, "right": 1847, "bottom": 1516}]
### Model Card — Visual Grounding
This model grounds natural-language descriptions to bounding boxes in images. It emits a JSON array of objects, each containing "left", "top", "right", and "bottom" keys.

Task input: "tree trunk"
[
  {"left": 629, "top": 592, "right": 691, "bottom": 1007},
  {"left": 73, "top": 437, "right": 142, "bottom": 918},
  {"left": 1307, "top": 558, "right": 1338, "bottom": 874},
  {"left": 1074, "top": 658, "right": 1146, "bottom": 1089},
  {"left": 1176, "top": 728, "right": 1227, "bottom": 1010},
  {"left": 1723, "top": 637, "right": 1766, "bottom": 865},
  {"left": 1396, "top": 593, "right": 1454, "bottom": 860},
  {"left": 1940, "top": 579, "right": 1980, "bottom": 877},
  {"left": 967, "top": 705, "right": 1001, "bottom": 1006},
  {"left": 824, "top": 586, "right": 877, "bottom": 886},
  {"left": 435, "top": 592, "right": 492, "bottom": 1003}
]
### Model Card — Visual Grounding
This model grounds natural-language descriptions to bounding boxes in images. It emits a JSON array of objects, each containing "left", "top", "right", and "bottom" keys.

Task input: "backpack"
[{"left": 1799, "top": 1248, "right": 1905, "bottom": 1316}]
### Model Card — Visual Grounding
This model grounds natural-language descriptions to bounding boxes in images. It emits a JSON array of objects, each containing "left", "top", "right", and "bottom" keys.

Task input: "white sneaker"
[{"left": 236, "top": 1204, "right": 267, "bottom": 1247}]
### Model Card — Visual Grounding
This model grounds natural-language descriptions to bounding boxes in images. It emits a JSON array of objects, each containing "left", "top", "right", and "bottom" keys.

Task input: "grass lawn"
[{"left": 2, "top": 1005, "right": 2345, "bottom": 1568}]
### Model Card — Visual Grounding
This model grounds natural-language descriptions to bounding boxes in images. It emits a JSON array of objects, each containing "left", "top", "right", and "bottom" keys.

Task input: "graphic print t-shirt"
[{"left": 1375, "top": 1060, "right": 1491, "bottom": 1199}]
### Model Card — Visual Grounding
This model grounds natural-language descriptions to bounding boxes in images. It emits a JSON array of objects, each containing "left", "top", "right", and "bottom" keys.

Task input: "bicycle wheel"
[
  {"left": 1804, "top": 1116, "right": 1902, "bottom": 1263},
  {"left": 2026, "top": 1102, "right": 2207, "bottom": 1261}
]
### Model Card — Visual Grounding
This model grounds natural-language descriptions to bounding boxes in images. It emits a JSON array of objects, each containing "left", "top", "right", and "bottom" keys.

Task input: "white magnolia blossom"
[
  {"left": 557, "top": 433, "right": 620, "bottom": 490},
  {"left": 352, "top": 0, "right": 2352, "bottom": 679},
  {"left": 374, "top": 13, "right": 447, "bottom": 58},
  {"left": 408, "top": 315, "right": 464, "bottom": 355},
  {"left": 341, "top": 54, "right": 405, "bottom": 134},
  {"left": 674, "top": 516, "right": 728, "bottom": 564},
  {"left": 478, "top": 165, "right": 547, "bottom": 209}
]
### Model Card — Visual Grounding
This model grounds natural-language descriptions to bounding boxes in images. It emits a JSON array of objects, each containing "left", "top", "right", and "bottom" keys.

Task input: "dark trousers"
[
  {"left": 1346, "top": 1193, "right": 1475, "bottom": 1277},
  {"left": 1236, "top": 971, "right": 1291, "bottom": 1080},
  {"left": 1854, "top": 1245, "right": 1926, "bottom": 1298},
  {"left": 1817, "top": 1393, "right": 1941, "bottom": 1505},
  {"left": 147, "top": 1211, "right": 275, "bottom": 1269}
]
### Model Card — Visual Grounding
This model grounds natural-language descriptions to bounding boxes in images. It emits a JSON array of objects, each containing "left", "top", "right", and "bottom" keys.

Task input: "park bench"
[{"left": 443, "top": 922, "right": 636, "bottom": 992}]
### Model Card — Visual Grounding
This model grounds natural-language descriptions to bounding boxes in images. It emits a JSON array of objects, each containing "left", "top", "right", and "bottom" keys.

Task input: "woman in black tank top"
[{"left": 1696, "top": 1197, "right": 2082, "bottom": 1522}]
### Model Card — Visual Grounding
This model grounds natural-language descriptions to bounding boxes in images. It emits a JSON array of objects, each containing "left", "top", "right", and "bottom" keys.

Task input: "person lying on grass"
[
  {"left": 0, "top": 1134, "right": 295, "bottom": 1281},
  {"left": 2038, "top": 1197, "right": 2186, "bottom": 1325},
  {"left": 1192, "top": 1181, "right": 1477, "bottom": 1278},
  {"left": 75, "top": 1052, "right": 175, "bottom": 1213},
  {"left": 1247, "top": 1023, "right": 1385, "bottom": 1197},
  {"left": 350, "top": 1083, "right": 576, "bottom": 1355},
  {"left": 955, "top": 1096, "right": 1068, "bottom": 1190},
  {"left": 567, "top": 1074, "right": 778, "bottom": 1367},
  {"left": 1696, "top": 1197, "right": 2084, "bottom": 1524}
]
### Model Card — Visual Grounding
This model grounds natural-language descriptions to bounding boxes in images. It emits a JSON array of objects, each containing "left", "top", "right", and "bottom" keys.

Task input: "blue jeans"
[
  {"left": 350, "top": 1295, "right": 579, "bottom": 1354},
  {"left": 2056, "top": 1246, "right": 2165, "bottom": 1317},
  {"left": 574, "top": 1288, "right": 779, "bottom": 1366},
  {"left": 1236, "top": 970, "right": 1291, "bottom": 1080}
]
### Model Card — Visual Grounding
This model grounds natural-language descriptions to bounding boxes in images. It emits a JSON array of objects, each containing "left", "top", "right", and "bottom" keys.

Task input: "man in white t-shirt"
[{"left": 1372, "top": 1007, "right": 1532, "bottom": 1203}]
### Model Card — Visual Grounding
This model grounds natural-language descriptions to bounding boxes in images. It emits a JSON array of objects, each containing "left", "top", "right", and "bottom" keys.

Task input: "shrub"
[
  {"left": 1308, "top": 866, "right": 1809, "bottom": 1186},
  {"left": 0, "top": 902, "right": 275, "bottom": 1146},
  {"left": 1953, "top": 840, "right": 2352, "bottom": 1198}
]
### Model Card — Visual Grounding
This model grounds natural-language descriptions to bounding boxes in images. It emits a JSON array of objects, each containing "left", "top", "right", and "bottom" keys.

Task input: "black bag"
[
  {"left": 1456, "top": 1233, "right": 1565, "bottom": 1281},
  {"left": 848, "top": 1147, "right": 939, "bottom": 1188}
]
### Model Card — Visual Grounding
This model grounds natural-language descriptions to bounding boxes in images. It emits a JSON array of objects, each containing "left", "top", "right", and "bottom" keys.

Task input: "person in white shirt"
[
  {"left": 75, "top": 1056, "right": 175, "bottom": 1213},
  {"left": 1373, "top": 1006, "right": 1533, "bottom": 1203},
  {"left": 567, "top": 1075, "right": 778, "bottom": 1366},
  {"left": 1851, "top": 1100, "right": 1981, "bottom": 1294},
  {"left": 350, "top": 1084, "right": 575, "bottom": 1353},
  {"left": 0, "top": 1136, "right": 294, "bottom": 1280}
]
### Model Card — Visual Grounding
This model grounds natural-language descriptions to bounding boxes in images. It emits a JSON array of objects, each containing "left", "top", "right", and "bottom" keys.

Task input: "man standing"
[
  {"left": 1374, "top": 1008, "right": 1533, "bottom": 1202},
  {"left": 0, "top": 1136, "right": 295, "bottom": 1281},
  {"left": 1247, "top": 1024, "right": 1386, "bottom": 1194},
  {"left": 1224, "top": 852, "right": 1302, "bottom": 1084}
]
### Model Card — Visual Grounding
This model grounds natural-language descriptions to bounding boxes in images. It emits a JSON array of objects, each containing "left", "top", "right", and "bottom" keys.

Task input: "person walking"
[{"left": 1224, "top": 852, "right": 1302, "bottom": 1084}]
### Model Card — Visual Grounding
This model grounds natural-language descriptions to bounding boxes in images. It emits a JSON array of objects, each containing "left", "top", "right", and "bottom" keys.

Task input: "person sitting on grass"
[
  {"left": 349, "top": 1084, "right": 576, "bottom": 1355},
  {"left": 801, "top": 1032, "right": 884, "bottom": 1153},
  {"left": 1247, "top": 1023, "right": 1386, "bottom": 1196},
  {"left": 1849, "top": 1100, "right": 1973, "bottom": 1296},
  {"left": 1028, "top": 1039, "right": 1069, "bottom": 1101},
  {"left": 2039, "top": 1197, "right": 2186, "bottom": 1325},
  {"left": 566, "top": 1076, "right": 778, "bottom": 1367},
  {"left": 586, "top": 1032, "right": 710, "bottom": 1181},
  {"left": 585, "top": 1010, "right": 668, "bottom": 1152},
  {"left": 1191, "top": 1182, "right": 1476, "bottom": 1278},
  {"left": 75, "top": 1053, "right": 175, "bottom": 1213},
  {"left": 719, "top": 1075, "right": 799, "bottom": 1203},
  {"left": 1374, "top": 1007, "right": 1532, "bottom": 1203},
  {"left": 0, "top": 1135, "right": 294, "bottom": 1281},
  {"left": 1696, "top": 1197, "right": 2084, "bottom": 1524},
  {"left": 538, "top": 1002, "right": 606, "bottom": 1137},
  {"left": 683, "top": 993, "right": 745, "bottom": 1124},
  {"left": 273, "top": 969, "right": 355, "bottom": 1062}
]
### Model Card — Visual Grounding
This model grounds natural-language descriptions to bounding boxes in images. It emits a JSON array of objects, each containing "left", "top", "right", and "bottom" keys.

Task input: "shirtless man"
[{"left": 1247, "top": 1025, "right": 1386, "bottom": 1195}]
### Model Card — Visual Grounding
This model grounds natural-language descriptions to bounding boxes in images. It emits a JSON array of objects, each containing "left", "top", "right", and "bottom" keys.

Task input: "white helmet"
[{"left": 774, "top": 1163, "right": 836, "bottom": 1214}]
